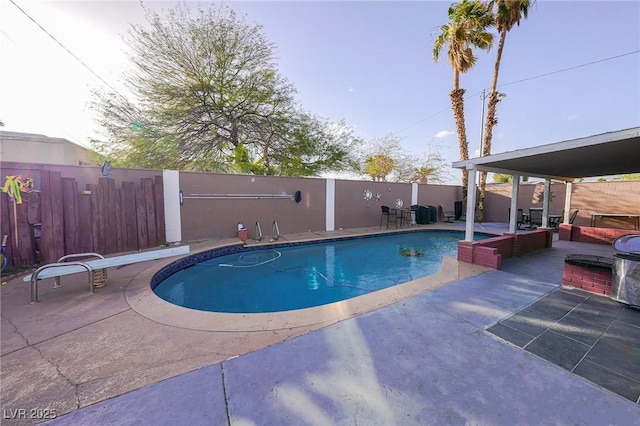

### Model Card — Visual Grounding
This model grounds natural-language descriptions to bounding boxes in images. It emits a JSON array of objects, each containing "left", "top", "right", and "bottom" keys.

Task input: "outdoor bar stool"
[{"left": 380, "top": 205, "right": 398, "bottom": 229}]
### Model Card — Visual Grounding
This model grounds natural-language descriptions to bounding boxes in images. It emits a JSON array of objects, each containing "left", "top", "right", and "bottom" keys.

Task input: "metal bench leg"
[
  {"left": 30, "top": 262, "right": 94, "bottom": 303},
  {"left": 52, "top": 253, "right": 105, "bottom": 289}
]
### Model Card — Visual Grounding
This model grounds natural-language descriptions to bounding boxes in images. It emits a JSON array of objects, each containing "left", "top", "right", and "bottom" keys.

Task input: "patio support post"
[
  {"left": 542, "top": 179, "right": 551, "bottom": 228},
  {"left": 464, "top": 167, "right": 477, "bottom": 241},
  {"left": 509, "top": 176, "right": 520, "bottom": 233},
  {"left": 563, "top": 181, "right": 572, "bottom": 224}
]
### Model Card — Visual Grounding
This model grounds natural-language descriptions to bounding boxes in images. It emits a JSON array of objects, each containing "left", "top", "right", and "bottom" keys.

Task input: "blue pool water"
[{"left": 153, "top": 230, "right": 490, "bottom": 313}]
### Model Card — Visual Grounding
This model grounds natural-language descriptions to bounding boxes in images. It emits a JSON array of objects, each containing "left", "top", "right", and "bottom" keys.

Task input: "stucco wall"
[
  {"left": 484, "top": 180, "right": 640, "bottom": 229},
  {"left": 334, "top": 180, "right": 413, "bottom": 229},
  {"left": 417, "top": 184, "right": 462, "bottom": 215},
  {"left": 569, "top": 181, "right": 640, "bottom": 228},
  {"left": 178, "top": 172, "right": 326, "bottom": 241},
  {"left": 178, "top": 176, "right": 463, "bottom": 240},
  {"left": 483, "top": 182, "right": 567, "bottom": 222}
]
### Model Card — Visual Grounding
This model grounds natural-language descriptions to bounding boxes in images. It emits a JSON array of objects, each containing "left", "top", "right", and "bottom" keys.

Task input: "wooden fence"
[{"left": 1, "top": 171, "right": 165, "bottom": 268}]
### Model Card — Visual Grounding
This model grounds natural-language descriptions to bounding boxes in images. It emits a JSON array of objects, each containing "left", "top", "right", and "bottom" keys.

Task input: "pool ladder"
[
  {"left": 272, "top": 220, "right": 280, "bottom": 241},
  {"left": 255, "top": 222, "right": 263, "bottom": 241},
  {"left": 255, "top": 220, "right": 280, "bottom": 242}
]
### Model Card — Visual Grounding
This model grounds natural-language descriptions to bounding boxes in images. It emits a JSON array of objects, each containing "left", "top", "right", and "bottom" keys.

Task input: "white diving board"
[{"left": 25, "top": 245, "right": 190, "bottom": 303}]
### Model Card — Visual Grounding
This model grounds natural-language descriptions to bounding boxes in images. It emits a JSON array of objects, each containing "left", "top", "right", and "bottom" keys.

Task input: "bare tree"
[{"left": 361, "top": 135, "right": 450, "bottom": 183}]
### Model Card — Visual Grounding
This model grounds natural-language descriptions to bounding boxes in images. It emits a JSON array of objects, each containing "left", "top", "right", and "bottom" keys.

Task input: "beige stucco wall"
[
  {"left": 483, "top": 182, "right": 567, "bottom": 222},
  {"left": 178, "top": 172, "right": 326, "bottom": 241},
  {"left": 334, "top": 180, "right": 413, "bottom": 229},
  {"left": 484, "top": 180, "right": 640, "bottom": 229},
  {"left": 179, "top": 176, "right": 463, "bottom": 240},
  {"left": 417, "top": 184, "right": 462, "bottom": 213},
  {"left": 569, "top": 181, "right": 640, "bottom": 228}
]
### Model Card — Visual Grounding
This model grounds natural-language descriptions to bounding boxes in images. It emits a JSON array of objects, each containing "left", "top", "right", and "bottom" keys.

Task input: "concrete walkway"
[
  {"left": 44, "top": 264, "right": 640, "bottom": 425},
  {"left": 2, "top": 224, "right": 639, "bottom": 425}
]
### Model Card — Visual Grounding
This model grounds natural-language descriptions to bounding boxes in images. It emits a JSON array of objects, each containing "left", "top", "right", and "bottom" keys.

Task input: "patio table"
[
  {"left": 394, "top": 207, "right": 412, "bottom": 227},
  {"left": 590, "top": 213, "right": 640, "bottom": 230}
]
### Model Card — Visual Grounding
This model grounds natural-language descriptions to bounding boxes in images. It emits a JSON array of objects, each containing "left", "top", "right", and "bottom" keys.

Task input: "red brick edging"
[
  {"left": 457, "top": 228, "right": 553, "bottom": 269},
  {"left": 562, "top": 263, "right": 612, "bottom": 296}
]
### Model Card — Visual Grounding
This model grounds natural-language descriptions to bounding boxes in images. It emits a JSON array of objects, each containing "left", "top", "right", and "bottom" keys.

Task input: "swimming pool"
[{"left": 153, "top": 230, "right": 490, "bottom": 313}]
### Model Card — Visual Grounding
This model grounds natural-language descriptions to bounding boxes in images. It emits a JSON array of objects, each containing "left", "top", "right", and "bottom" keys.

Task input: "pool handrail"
[{"left": 256, "top": 222, "right": 263, "bottom": 241}]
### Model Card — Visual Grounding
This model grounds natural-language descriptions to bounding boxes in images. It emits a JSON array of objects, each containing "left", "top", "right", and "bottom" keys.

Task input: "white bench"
[{"left": 24, "top": 245, "right": 190, "bottom": 303}]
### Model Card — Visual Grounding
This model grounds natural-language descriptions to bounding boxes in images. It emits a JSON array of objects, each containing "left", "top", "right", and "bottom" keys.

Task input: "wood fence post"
[
  {"left": 62, "top": 178, "right": 79, "bottom": 254},
  {"left": 142, "top": 178, "right": 157, "bottom": 247},
  {"left": 135, "top": 183, "right": 149, "bottom": 249}
]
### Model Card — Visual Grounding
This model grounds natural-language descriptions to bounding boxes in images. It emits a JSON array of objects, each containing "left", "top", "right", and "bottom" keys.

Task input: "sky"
[{"left": 1, "top": 0, "right": 639, "bottom": 184}]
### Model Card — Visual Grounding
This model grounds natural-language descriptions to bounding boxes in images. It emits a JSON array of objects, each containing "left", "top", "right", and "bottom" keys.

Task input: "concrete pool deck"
[{"left": 1, "top": 223, "right": 639, "bottom": 424}]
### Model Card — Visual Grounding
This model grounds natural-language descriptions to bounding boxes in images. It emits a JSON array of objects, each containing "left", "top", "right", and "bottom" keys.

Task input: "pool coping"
[{"left": 125, "top": 228, "right": 494, "bottom": 332}]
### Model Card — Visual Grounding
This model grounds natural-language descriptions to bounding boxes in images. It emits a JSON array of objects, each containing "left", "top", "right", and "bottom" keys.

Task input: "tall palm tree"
[
  {"left": 433, "top": 0, "right": 494, "bottom": 206},
  {"left": 478, "top": 0, "right": 533, "bottom": 218}
]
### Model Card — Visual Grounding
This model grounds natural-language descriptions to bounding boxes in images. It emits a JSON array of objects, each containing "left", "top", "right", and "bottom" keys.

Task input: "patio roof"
[{"left": 452, "top": 127, "right": 640, "bottom": 181}]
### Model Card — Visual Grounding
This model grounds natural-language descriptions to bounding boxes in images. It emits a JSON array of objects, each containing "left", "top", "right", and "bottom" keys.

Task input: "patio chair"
[
  {"left": 516, "top": 208, "right": 525, "bottom": 229},
  {"left": 569, "top": 209, "right": 579, "bottom": 224},
  {"left": 439, "top": 205, "right": 455, "bottom": 223},
  {"left": 508, "top": 208, "right": 526, "bottom": 229},
  {"left": 529, "top": 208, "right": 543, "bottom": 228},
  {"left": 380, "top": 205, "right": 398, "bottom": 229},
  {"left": 548, "top": 209, "right": 579, "bottom": 231}
]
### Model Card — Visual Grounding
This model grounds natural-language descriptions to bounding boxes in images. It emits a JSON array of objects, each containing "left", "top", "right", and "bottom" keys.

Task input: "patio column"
[
  {"left": 563, "top": 182, "right": 573, "bottom": 223},
  {"left": 509, "top": 176, "right": 520, "bottom": 233},
  {"left": 542, "top": 179, "right": 551, "bottom": 227},
  {"left": 464, "top": 168, "right": 477, "bottom": 241}
]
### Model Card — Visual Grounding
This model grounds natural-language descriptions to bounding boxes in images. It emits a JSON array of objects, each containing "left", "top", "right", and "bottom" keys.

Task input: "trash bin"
[
  {"left": 454, "top": 201, "right": 463, "bottom": 220},
  {"left": 610, "top": 235, "right": 640, "bottom": 308},
  {"left": 416, "top": 206, "right": 429, "bottom": 224},
  {"left": 416, "top": 206, "right": 437, "bottom": 224},
  {"left": 426, "top": 206, "right": 437, "bottom": 224}
]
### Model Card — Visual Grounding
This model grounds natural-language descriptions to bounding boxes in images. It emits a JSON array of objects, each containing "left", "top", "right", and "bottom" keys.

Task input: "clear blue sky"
[{"left": 1, "top": 1, "right": 639, "bottom": 184}]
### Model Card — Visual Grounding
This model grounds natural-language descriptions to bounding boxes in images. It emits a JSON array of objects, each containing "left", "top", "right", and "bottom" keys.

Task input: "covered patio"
[{"left": 453, "top": 127, "right": 640, "bottom": 242}]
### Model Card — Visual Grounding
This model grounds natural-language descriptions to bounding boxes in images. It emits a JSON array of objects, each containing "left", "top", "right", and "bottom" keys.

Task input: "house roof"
[
  {"left": 452, "top": 127, "right": 640, "bottom": 181},
  {"left": 1, "top": 130, "right": 78, "bottom": 145}
]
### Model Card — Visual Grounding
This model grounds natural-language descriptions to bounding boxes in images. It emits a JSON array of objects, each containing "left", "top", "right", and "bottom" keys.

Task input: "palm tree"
[
  {"left": 364, "top": 154, "right": 395, "bottom": 182},
  {"left": 433, "top": 0, "right": 494, "bottom": 208},
  {"left": 478, "top": 0, "right": 533, "bottom": 219}
]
